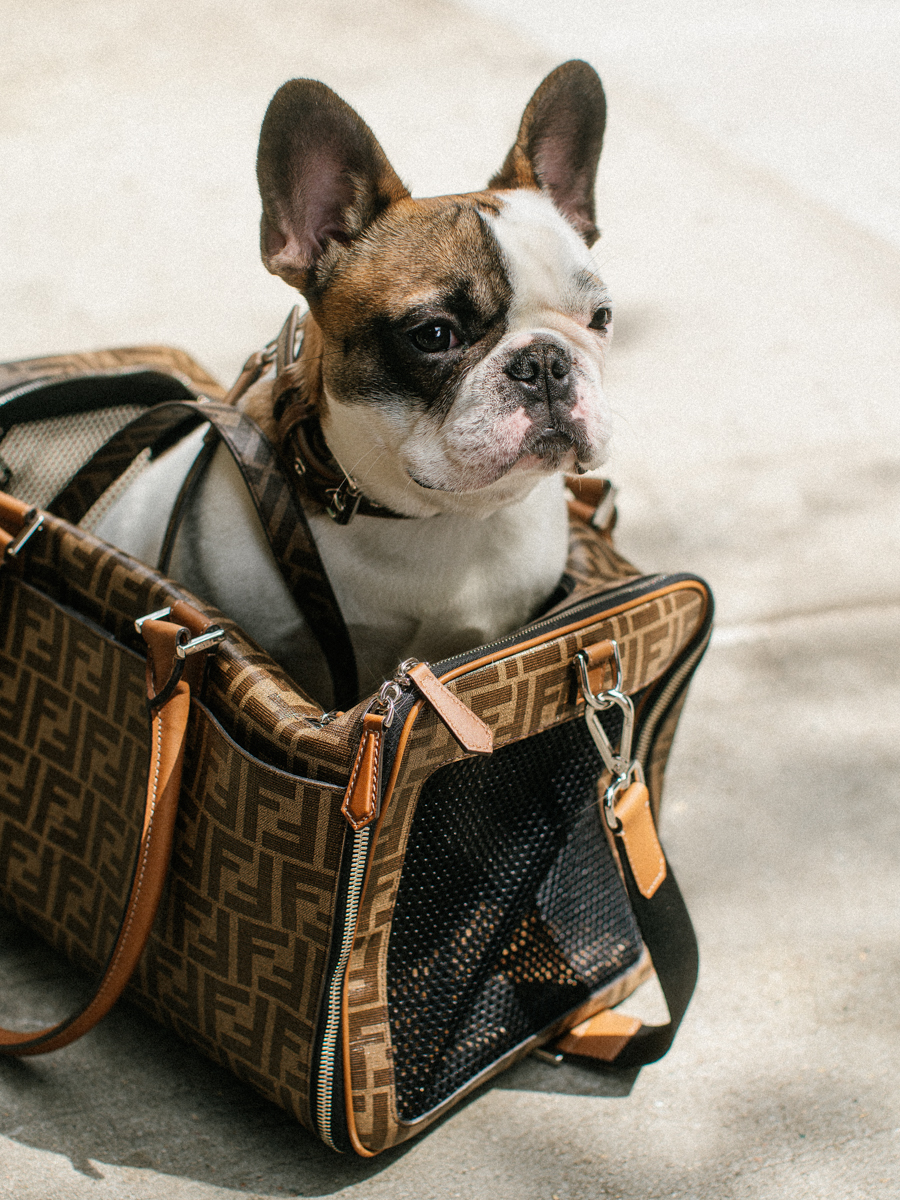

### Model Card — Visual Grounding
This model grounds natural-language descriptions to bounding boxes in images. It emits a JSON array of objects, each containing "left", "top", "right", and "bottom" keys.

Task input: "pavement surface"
[{"left": 1, "top": 2, "right": 899, "bottom": 1197}]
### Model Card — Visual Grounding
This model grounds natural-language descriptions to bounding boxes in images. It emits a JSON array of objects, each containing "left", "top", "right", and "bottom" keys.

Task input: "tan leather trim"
[
  {"left": 614, "top": 781, "right": 666, "bottom": 899},
  {"left": 556, "top": 1009, "right": 643, "bottom": 1062},
  {"left": 142, "top": 618, "right": 184, "bottom": 697},
  {"left": 341, "top": 713, "right": 385, "bottom": 831},
  {"left": 0, "top": 492, "right": 33, "bottom": 537},
  {"left": 438, "top": 579, "right": 709, "bottom": 690},
  {"left": 407, "top": 662, "right": 493, "bottom": 755},
  {"left": 582, "top": 638, "right": 617, "bottom": 696}
]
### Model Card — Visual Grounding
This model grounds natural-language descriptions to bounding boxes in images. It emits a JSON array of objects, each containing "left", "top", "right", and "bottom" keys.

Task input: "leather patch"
[
  {"left": 614, "top": 781, "right": 667, "bottom": 898},
  {"left": 583, "top": 638, "right": 617, "bottom": 697},
  {"left": 556, "top": 1008, "right": 642, "bottom": 1062},
  {"left": 342, "top": 713, "right": 385, "bottom": 830},
  {"left": 407, "top": 662, "right": 493, "bottom": 755}
]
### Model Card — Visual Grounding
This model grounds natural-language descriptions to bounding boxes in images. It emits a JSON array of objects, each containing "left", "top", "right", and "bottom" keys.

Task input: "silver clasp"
[
  {"left": 5, "top": 508, "right": 43, "bottom": 559},
  {"left": 369, "top": 679, "right": 402, "bottom": 729},
  {"left": 134, "top": 607, "right": 225, "bottom": 658},
  {"left": 325, "top": 477, "right": 363, "bottom": 525},
  {"left": 575, "top": 641, "right": 643, "bottom": 831}
]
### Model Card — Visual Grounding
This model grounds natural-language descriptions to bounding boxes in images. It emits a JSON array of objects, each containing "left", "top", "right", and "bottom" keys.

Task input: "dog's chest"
[{"left": 94, "top": 434, "right": 569, "bottom": 703}]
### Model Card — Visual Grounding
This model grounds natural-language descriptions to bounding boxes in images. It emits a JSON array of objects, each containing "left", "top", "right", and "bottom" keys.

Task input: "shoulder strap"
[
  {"left": 49, "top": 398, "right": 359, "bottom": 708},
  {"left": 0, "top": 502, "right": 211, "bottom": 1054}
]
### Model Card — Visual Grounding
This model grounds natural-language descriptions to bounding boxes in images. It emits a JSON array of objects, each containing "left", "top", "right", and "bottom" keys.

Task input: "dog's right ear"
[{"left": 257, "top": 80, "right": 410, "bottom": 291}]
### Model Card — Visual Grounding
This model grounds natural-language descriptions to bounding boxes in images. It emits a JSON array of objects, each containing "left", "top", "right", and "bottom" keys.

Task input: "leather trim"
[
  {"left": 556, "top": 1009, "right": 643, "bottom": 1062},
  {"left": 341, "top": 713, "right": 385, "bottom": 831},
  {"left": 407, "top": 662, "right": 493, "bottom": 755},
  {"left": 0, "top": 619, "right": 193, "bottom": 1055},
  {"left": 614, "top": 781, "right": 667, "bottom": 899},
  {"left": 582, "top": 637, "right": 617, "bottom": 696}
]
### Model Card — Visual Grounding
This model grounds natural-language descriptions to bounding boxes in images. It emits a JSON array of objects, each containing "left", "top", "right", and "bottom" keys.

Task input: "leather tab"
[
  {"left": 222, "top": 349, "right": 269, "bottom": 407},
  {"left": 556, "top": 1009, "right": 642, "bottom": 1062},
  {"left": 583, "top": 638, "right": 617, "bottom": 697},
  {"left": 406, "top": 662, "right": 493, "bottom": 755},
  {"left": 0, "top": 493, "right": 37, "bottom": 558},
  {"left": 341, "top": 712, "right": 385, "bottom": 831},
  {"left": 614, "top": 781, "right": 667, "bottom": 898}
]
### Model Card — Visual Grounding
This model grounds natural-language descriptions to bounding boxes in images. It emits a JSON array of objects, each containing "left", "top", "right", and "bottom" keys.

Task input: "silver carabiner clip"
[{"left": 575, "top": 642, "right": 638, "bottom": 832}]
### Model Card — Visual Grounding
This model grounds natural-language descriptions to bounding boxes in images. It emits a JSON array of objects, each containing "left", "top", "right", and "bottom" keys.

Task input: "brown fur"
[{"left": 249, "top": 62, "right": 607, "bottom": 456}]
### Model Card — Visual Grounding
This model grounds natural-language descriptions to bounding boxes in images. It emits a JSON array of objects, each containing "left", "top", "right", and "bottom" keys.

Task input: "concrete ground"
[{"left": 1, "top": 1, "right": 899, "bottom": 1196}]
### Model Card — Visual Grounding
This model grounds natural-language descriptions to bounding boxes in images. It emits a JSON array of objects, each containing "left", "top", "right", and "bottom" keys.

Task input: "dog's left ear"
[{"left": 489, "top": 60, "right": 606, "bottom": 246}]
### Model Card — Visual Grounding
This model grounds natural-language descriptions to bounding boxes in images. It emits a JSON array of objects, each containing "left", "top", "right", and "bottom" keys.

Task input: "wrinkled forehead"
[
  {"left": 320, "top": 194, "right": 510, "bottom": 328},
  {"left": 318, "top": 190, "right": 603, "bottom": 332}
]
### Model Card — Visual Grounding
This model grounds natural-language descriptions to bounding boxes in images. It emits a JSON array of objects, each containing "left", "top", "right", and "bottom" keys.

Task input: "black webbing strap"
[
  {"left": 608, "top": 844, "right": 699, "bottom": 1067},
  {"left": 48, "top": 399, "right": 359, "bottom": 707}
]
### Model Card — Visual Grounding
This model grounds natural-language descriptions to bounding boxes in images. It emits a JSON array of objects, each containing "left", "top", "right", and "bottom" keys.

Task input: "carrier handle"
[
  {"left": 47, "top": 397, "right": 358, "bottom": 708},
  {"left": 0, "top": 594, "right": 209, "bottom": 1055}
]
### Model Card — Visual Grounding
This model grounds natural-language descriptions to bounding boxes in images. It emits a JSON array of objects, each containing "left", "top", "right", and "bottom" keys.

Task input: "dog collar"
[
  {"left": 266, "top": 306, "right": 413, "bottom": 525},
  {"left": 282, "top": 413, "right": 413, "bottom": 525}
]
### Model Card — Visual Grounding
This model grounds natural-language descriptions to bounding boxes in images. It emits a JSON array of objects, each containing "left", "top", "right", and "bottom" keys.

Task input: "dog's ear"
[
  {"left": 489, "top": 60, "right": 606, "bottom": 246},
  {"left": 257, "top": 79, "right": 410, "bottom": 290}
]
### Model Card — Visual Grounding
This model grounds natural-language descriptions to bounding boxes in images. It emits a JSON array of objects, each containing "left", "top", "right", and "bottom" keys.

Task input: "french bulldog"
[{"left": 95, "top": 60, "right": 614, "bottom": 705}]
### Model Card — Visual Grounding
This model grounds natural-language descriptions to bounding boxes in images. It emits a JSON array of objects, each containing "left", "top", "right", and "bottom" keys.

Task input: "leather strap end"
[
  {"left": 556, "top": 1009, "right": 642, "bottom": 1062},
  {"left": 341, "top": 712, "right": 385, "bottom": 831},
  {"left": 614, "top": 781, "right": 667, "bottom": 899},
  {"left": 406, "top": 662, "right": 493, "bottom": 755}
]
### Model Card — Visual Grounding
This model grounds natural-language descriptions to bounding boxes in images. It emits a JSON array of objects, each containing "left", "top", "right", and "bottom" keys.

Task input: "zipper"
[
  {"left": 635, "top": 623, "right": 713, "bottom": 769},
  {"left": 428, "top": 573, "right": 671, "bottom": 677},
  {"left": 315, "top": 824, "right": 372, "bottom": 1149}
]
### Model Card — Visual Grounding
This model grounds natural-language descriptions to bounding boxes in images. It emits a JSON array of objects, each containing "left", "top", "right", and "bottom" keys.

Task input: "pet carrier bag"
[{"left": 0, "top": 340, "right": 711, "bottom": 1155}]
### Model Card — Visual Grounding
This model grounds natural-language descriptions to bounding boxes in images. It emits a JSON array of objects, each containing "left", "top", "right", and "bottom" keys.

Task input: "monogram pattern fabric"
[
  {"left": 0, "top": 575, "right": 149, "bottom": 975},
  {"left": 0, "top": 346, "right": 225, "bottom": 398},
  {"left": 345, "top": 581, "right": 708, "bottom": 1152},
  {"left": 127, "top": 702, "right": 346, "bottom": 1129},
  {"left": 0, "top": 488, "right": 708, "bottom": 1149}
]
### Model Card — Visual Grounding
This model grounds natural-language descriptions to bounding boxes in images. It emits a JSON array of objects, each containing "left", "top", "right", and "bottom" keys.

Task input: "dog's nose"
[{"left": 503, "top": 342, "right": 572, "bottom": 410}]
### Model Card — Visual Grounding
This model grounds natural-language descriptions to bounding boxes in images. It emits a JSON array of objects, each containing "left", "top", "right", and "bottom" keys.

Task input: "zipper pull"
[
  {"left": 341, "top": 712, "right": 385, "bottom": 831},
  {"left": 403, "top": 661, "right": 493, "bottom": 755}
]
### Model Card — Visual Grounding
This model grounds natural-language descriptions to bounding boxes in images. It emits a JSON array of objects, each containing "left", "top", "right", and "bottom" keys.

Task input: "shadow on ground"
[{"left": 0, "top": 914, "right": 637, "bottom": 1195}]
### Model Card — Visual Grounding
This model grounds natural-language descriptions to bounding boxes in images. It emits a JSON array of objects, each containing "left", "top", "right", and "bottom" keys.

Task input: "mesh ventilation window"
[
  {"left": 0, "top": 406, "right": 145, "bottom": 510},
  {"left": 386, "top": 714, "right": 642, "bottom": 1122}
]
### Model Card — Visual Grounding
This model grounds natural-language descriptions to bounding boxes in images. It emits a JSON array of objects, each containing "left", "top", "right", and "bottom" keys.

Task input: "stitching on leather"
[
  {"left": 343, "top": 729, "right": 373, "bottom": 828},
  {"left": 91, "top": 702, "right": 164, "bottom": 1010},
  {"left": 369, "top": 730, "right": 380, "bottom": 812},
  {"left": 638, "top": 793, "right": 666, "bottom": 896}
]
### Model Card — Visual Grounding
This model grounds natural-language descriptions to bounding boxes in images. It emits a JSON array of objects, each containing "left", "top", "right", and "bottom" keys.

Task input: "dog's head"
[{"left": 257, "top": 61, "right": 612, "bottom": 517}]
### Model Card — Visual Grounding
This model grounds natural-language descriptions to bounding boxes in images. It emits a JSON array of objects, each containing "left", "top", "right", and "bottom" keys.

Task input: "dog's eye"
[
  {"left": 409, "top": 323, "right": 459, "bottom": 353},
  {"left": 588, "top": 306, "right": 612, "bottom": 332}
]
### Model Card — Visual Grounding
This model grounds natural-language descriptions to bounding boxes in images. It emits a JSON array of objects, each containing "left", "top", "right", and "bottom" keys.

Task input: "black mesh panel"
[{"left": 386, "top": 714, "right": 643, "bottom": 1121}]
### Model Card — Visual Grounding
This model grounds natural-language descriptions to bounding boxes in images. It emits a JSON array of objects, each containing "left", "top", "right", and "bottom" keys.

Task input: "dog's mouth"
[{"left": 408, "top": 423, "right": 594, "bottom": 493}]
